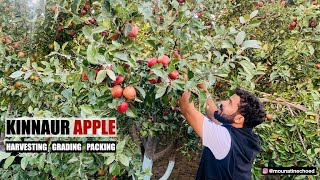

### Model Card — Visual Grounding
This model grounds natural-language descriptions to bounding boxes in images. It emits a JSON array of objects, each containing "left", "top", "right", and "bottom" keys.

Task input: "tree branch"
[
  {"left": 153, "top": 139, "right": 177, "bottom": 161},
  {"left": 259, "top": 98, "right": 308, "bottom": 112},
  {"left": 254, "top": 74, "right": 266, "bottom": 83},
  {"left": 287, "top": 106, "right": 307, "bottom": 151}
]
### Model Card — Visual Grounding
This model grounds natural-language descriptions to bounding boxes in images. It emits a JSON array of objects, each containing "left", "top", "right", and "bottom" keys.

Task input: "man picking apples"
[{"left": 178, "top": 88, "right": 266, "bottom": 180}]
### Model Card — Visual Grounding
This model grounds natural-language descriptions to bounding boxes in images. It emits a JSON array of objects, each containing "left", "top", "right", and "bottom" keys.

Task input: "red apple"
[
  {"left": 70, "top": 30, "right": 76, "bottom": 37},
  {"left": 292, "top": 17, "right": 297, "bottom": 22},
  {"left": 1, "top": 38, "right": 5, "bottom": 43},
  {"left": 168, "top": 69, "right": 179, "bottom": 80},
  {"left": 68, "top": 22, "right": 74, "bottom": 28},
  {"left": 106, "top": 64, "right": 113, "bottom": 70},
  {"left": 114, "top": 75, "right": 124, "bottom": 85},
  {"left": 124, "top": 64, "right": 130, "bottom": 68},
  {"left": 13, "top": 43, "right": 19, "bottom": 49},
  {"left": 157, "top": 77, "right": 162, "bottom": 83},
  {"left": 111, "top": 176, "right": 117, "bottom": 180},
  {"left": 310, "top": 21, "right": 317, "bottom": 28},
  {"left": 315, "top": 63, "right": 320, "bottom": 69},
  {"left": 80, "top": 9, "right": 86, "bottom": 15},
  {"left": 148, "top": 57, "right": 158, "bottom": 68},
  {"left": 111, "top": 85, "right": 123, "bottom": 98},
  {"left": 18, "top": 51, "right": 25, "bottom": 58},
  {"left": 117, "top": 102, "right": 129, "bottom": 113},
  {"left": 127, "top": 24, "right": 139, "bottom": 39},
  {"left": 288, "top": 24, "right": 294, "bottom": 30},
  {"left": 171, "top": 50, "right": 181, "bottom": 59},
  {"left": 84, "top": 3, "right": 91, "bottom": 10},
  {"left": 51, "top": 6, "right": 57, "bottom": 13},
  {"left": 290, "top": 22, "right": 297, "bottom": 27},
  {"left": 101, "top": 32, "right": 107, "bottom": 37},
  {"left": 148, "top": 79, "right": 157, "bottom": 84},
  {"left": 88, "top": 17, "right": 95, "bottom": 24},
  {"left": 81, "top": 73, "right": 89, "bottom": 81},
  {"left": 157, "top": 55, "right": 171, "bottom": 66},
  {"left": 257, "top": 1, "right": 264, "bottom": 7},
  {"left": 57, "top": 25, "right": 63, "bottom": 32},
  {"left": 123, "top": 86, "right": 136, "bottom": 100},
  {"left": 5, "top": 38, "right": 12, "bottom": 44}
]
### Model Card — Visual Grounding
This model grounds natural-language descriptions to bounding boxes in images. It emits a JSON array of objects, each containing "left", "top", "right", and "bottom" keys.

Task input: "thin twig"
[
  {"left": 297, "top": 129, "right": 307, "bottom": 151},
  {"left": 316, "top": 111, "right": 319, "bottom": 136},
  {"left": 254, "top": 74, "right": 266, "bottom": 83}
]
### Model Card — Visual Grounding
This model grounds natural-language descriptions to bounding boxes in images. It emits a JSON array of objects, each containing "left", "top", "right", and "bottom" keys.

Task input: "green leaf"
[
  {"left": 24, "top": 71, "right": 32, "bottom": 80},
  {"left": 114, "top": 52, "right": 128, "bottom": 61},
  {"left": 307, "top": 44, "right": 314, "bottom": 55},
  {"left": 87, "top": 44, "right": 99, "bottom": 65},
  {"left": 138, "top": 2, "right": 153, "bottom": 20},
  {"left": 239, "top": 16, "right": 245, "bottom": 24},
  {"left": 106, "top": 155, "right": 115, "bottom": 165},
  {"left": 155, "top": 86, "right": 167, "bottom": 99},
  {"left": 244, "top": 14, "right": 250, "bottom": 21},
  {"left": 93, "top": 27, "right": 108, "bottom": 34},
  {"left": 21, "top": 157, "right": 28, "bottom": 170},
  {"left": 124, "top": 24, "right": 132, "bottom": 37},
  {"left": 135, "top": 86, "right": 146, "bottom": 99},
  {"left": 106, "top": 69, "right": 116, "bottom": 81},
  {"left": 242, "top": 40, "right": 261, "bottom": 49},
  {"left": 96, "top": 70, "right": 107, "bottom": 84},
  {"left": 67, "top": 156, "right": 79, "bottom": 164},
  {"left": 54, "top": 41, "right": 60, "bottom": 52},
  {"left": 71, "top": 0, "right": 81, "bottom": 12},
  {"left": 0, "top": 152, "right": 11, "bottom": 162},
  {"left": 222, "top": 41, "right": 234, "bottom": 49},
  {"left": 250, "top": 10, "right": 259, "bottom": 18},
  {"left": 62, "top": 88, "right": 72, "bottom": 100},
  {"left": 83, "top": 26, "right": 93, "bottom": 38},
  {"left": 4, "top": 156, "right": 15, "bottom": 169},
  {"left": 62, "top": 42, "right": 68, "bottom": 51},
  {"left": 109, "top": 163, "right": 121, "bottom": 175},
  {"left": 9, "top": 71, "right": 24, "bottom": 78},
  {"left": 118, "top": 154, "right": 130, "bottom": 166},
  {"left": 116, "top": 140, "right": 125, "bottom": 153},
  {"left": 236, "top": 31, "right": 246, "bottom": 45},
  {"left": 80, "top": 105, "right": 93, "bottom": 115},
  {"left": 126, "top": 105, "right": 137, "bottom": 118}
]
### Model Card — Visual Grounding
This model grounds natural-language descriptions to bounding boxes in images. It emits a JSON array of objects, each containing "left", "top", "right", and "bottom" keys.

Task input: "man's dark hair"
[{"left": 234, "top": 88, "right": 266, "bottom": 128}]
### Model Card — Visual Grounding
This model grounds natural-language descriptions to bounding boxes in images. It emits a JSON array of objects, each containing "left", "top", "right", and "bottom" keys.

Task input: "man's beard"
[{"left": 213, "top": 105, "right": 236, "bottom": 124}]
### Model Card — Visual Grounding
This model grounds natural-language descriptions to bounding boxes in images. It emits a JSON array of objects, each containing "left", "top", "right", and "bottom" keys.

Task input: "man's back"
[{"left": 196, "top": 117, "right": 261, "bottom": 180}]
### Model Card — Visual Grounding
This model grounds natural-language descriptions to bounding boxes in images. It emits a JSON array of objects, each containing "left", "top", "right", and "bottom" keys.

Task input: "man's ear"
[{"left": 234, "top": 114, "right": 244, "bottom": 125}]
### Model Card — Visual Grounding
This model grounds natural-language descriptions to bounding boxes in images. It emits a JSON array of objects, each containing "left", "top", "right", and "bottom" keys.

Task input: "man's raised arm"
[
  {"left": 178, "top": 91, "right": 205, "bottom": 138},
  {"left": 205, "top": 97, "right": 221, "bottom": 125}
]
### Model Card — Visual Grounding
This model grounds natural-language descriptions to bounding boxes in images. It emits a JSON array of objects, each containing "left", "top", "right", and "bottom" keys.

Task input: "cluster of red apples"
[{"left": 147, "top": 54, "right": 180, "bottom": 84}]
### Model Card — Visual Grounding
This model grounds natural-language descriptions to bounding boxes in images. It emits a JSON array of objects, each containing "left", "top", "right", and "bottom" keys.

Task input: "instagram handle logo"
[{"left": 262, "top": 168, "right": 268, "bottom": 174}]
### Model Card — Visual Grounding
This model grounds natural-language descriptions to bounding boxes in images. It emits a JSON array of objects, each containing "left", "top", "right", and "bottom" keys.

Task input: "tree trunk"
[{"left": 142, "top": 136, "right": 158, "bottom": 180}]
